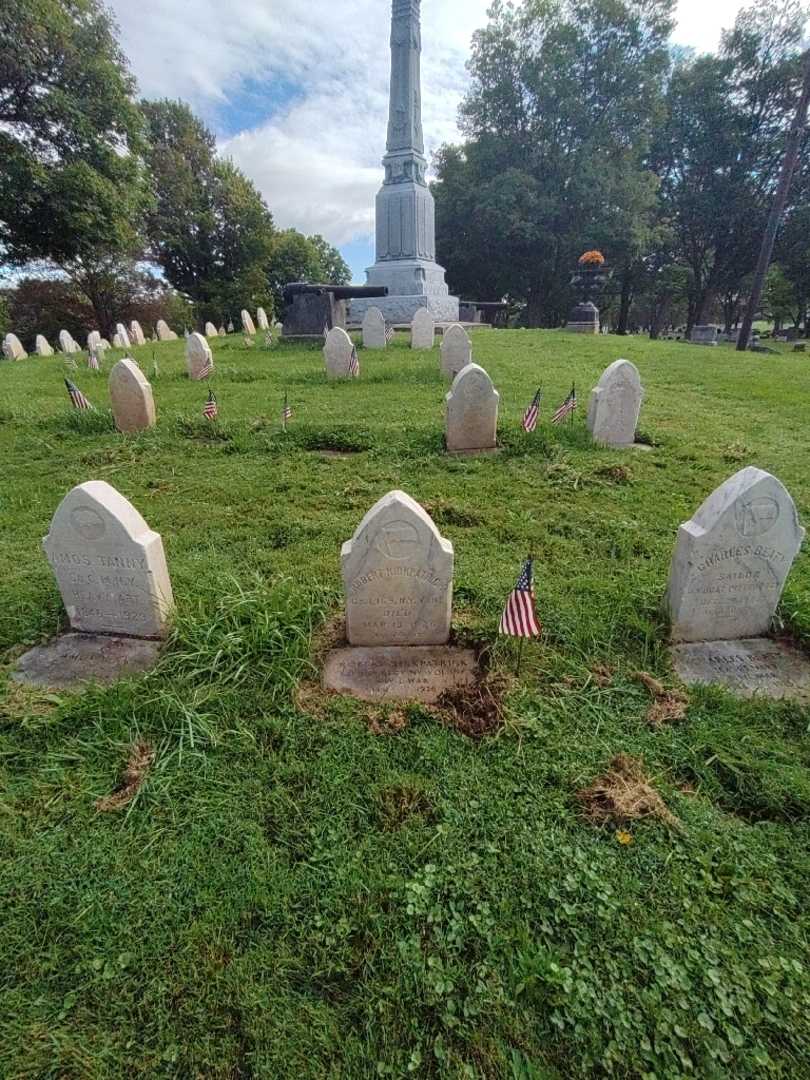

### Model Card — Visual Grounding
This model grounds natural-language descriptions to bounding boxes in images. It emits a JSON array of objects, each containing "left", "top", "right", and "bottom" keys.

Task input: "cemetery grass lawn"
[{"left": 1, "top": 331, "right": 809, "bottom": 1080}]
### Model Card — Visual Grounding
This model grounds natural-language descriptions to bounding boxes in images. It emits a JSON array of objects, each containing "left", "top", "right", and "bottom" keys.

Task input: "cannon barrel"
[{"left": 283, "top": 282, "right": 388, "bottom": 302}]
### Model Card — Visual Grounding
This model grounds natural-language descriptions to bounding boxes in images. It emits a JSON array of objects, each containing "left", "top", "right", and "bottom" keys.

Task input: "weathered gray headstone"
[
  {"left": 129, "top": 320, "right": 146, "bottom": 346},
  {"left": 323, "top": 646, "right": 477, "bottom": 703},
  {"left": 323, "top": 327, "right": 356, "bottom": 379},
  {"left": 59, "top": 330, "right": 80, "bottom": 354},
  {"left": 112, "top": 333, "right": 126, "bottom": 348},
  {"left": 362, "top": 307, "right": 387, "bottom": 349},
  {"left": 690, "top": 325, "right": 718, "bottom": 346},
  {"left": 156, "top": 320, "right": 177, "bottom": 342},
  {"left": 3, "top": 333, "right": 27, "bottom": 360},
  {"left": 42, "top": 480, "right": 174, "bottom": 639},
  {"left": 256, "top": 307, "right": 270, "bottom": 331},
  {"left": 115, "top": 323, "right": 131, "bottom": 349},
  {"left": 87, "top": 330, "right": 102, "bottom": 352},
  {"left": 445, "top": 363, "right": 499, "bottom": 453},
  {"left": 341, "top": 490, "right": 453, "bottom": 646},
  {"left": 205, "top": 322, "right": 218, "bottom": 338},
  {"left": 666, "top": 467, "right": 805, "bottom": 644},
  {"left": 185, "top": 332, "right": 213, "bottom": 380},
  {"left": 109, "top": 359, "right": 156, "bottom": 434},
  {"left": 411, "top": 308, "right": 435, "bottom": 349},
  {"left": 241, "top": 309, "right": 256, "bottom": 336},
  {"left": 671, "top": 638, "right": 810, "bottom": 701},
  {"left": 218, "top": 326, "right": 227, "bottom": 337},
  {"left": 587, "top": 359, "right": 644, "bottom": 448},
  {"left": 440, "top": 324, "right": 472, "bottom": 380},
  {"left": 35, "top": 334, "right": 54, "bottom": 357}
]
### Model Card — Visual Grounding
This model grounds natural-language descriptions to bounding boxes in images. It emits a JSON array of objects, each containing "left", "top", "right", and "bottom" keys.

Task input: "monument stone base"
[
  {"left": 13, "top": 633, "right": 163, "bottom": 690},
  {"left": 671, "top": 638, "right": 810, "bottom": 701},
  {"left": 323, "top": 646, "right": 478, "bottom": 704},
  {"left": 350, "top": 259, "right": 459, "bottom": 325},
  {"left": 565, "top": 322, "right": 600, "bottom": 335}
]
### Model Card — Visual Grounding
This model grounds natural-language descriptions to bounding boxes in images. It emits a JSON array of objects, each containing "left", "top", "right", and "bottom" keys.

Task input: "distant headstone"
[
  {"left": 205, "top": 322, "right": 218, "bottom": 338},
  {"left": 59, "top": 330, "right": 80, "bottom": 354},
  {"left": 35, "top": 334, "right": 54, "bottom": 357},
  {"left": 99, "top": 339, "right": 111, "bottom": 351},
  {"left": 793, "top": 343, "right": 806, "bottom": 353},
  {"left": 156, "top": 320, "right": 177, "bottom": 342},
  {"left": 218, "top": 326, "right": 227, "bottom": 337},
  {"left": 115, "top": 323, "right": 131, "bottom": 349},
  {"left": 666, "top": 467, "right": 805, "bottom": 644},
  {"left": 445, "top": 363, "right": 499, "bottom": 453},
  {"left": 256, "top": 307, "right": 270, "bottom": 330},
  {"left": 241, "top": 310, "right": 256, "bottom": 336},
  {"left": 587, "top": 359, "right": 644, "bottom": 448},
  {"left": 109, "top": 359, "right": 156, "bottom": 434},
  {"left": 566, "top": 301, "right": 600, "bottom": 334},
  {"left": 411, "top": 308, "right": 435, "bottom": 349},
  {"left": 440, "top": 324, "right": 472, "bottom": 380},
  {"left": 362, "top": 307, "right": 387, "bottom": 349},
  {"left": 129, "top": 321, "right": 146, "bottom": 346},
  {"left": 341, "top": 490, "right": 453, "bottom": 646},
  {"left": 323, "top": 327, "right": 356, "bottom": 379},
  {"left": 690, "top": 326, "right": 718, "bottom": 346},
  {"left": 186, "top": 332, "right": 213, "bottom": 380},
  {"left": 87, "top": 330, "right": 102, "bottom": 352},
  {"left": 42, "top": 480, "right": 174, "bottom": 639},
  {"left": 227, "top": 320, "right": 235, "bottom": 333},
  {"left": 112, "top": 333, "right": 125, "bottom": 348},
  {"left": 3, "top": 333, "right": 27, "bottom": 360}
]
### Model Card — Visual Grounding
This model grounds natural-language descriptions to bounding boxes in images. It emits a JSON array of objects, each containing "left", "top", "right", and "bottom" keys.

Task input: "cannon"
[{"left": 282, "top": 283, "right": 388, "bottom": 340}]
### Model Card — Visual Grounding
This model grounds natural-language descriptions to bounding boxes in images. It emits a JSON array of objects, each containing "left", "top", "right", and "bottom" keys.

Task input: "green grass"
[{"left": 0, "top": 330, "right": 809, "bottom": 1079}]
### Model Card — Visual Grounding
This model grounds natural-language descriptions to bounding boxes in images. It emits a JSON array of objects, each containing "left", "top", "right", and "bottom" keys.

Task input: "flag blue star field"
[
  {"left": 551, "top": 385, "right": 577, "bottom": 424},
  {"left": 499, "top": 558, "right": 542, "bottom": 638},
  {"left": 522, "top": 388, "right": 542, "bottom": 432},
  {"left": 65, "top": 378, "right": 94, "bottom": 411}
]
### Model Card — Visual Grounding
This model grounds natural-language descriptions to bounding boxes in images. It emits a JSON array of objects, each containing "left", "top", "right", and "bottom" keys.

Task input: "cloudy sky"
[{"left": 108, "top": 0, "right": 748, "bottom": 281}]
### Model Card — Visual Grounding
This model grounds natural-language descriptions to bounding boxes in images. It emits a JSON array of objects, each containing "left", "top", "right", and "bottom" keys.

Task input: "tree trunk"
[
  {"left": 526, "top": 287, "right": 544, "bottom": 328},
  {"left": 616, "top": 268, "right": 633, "bottom": 335}
]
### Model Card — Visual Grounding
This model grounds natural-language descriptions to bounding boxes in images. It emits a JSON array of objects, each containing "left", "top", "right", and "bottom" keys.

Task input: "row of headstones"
[
  {"left": 360, "top": 307, "right": 436, "bottom": 350},
  {"left": 38, "top": 464, "right": 804, "bottom": 654}
]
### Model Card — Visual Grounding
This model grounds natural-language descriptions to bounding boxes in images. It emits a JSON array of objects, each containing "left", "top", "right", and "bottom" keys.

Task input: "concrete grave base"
[
  {"left": 671, "top": 637, "right": 810, "bottom": 701},
  {"left": 323, "top": 646, "right": 478, "bottom": 703},
  {"left": 446, "top": 447, "right": 502, "bottom": 457},
  {"left": 12, "top": 633, "right": 163, "bottom": 689}
]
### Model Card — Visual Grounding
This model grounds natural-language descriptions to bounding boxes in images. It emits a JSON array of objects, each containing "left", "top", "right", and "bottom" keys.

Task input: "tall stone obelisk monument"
[{"left": 352, "top": 0, "right": 459, "bottom": 325}]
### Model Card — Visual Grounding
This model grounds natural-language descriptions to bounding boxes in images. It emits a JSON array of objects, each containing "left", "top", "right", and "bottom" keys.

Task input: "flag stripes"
[
  {"left": 65, "top": 378, "right": 94, "bottom": 411},
  {"left": 499, "top": 558, "right": 542, "bottom": 638},
  {"left": 551, "top": 385, "right": 577, "bottom": 425},
  {"left": 522, "top": 388, "right": 542, "bottom": 432},
  {"left": 203, "top": 388, "right": 218, "bottom": 420}
]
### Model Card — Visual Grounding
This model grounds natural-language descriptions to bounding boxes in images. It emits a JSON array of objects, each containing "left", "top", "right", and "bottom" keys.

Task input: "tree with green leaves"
[
  {"left": 433, "top": 0, "right": 675, "bottom": 326},
  {"left": 0, "top": 0, "right": 150, "bottom": 335}
]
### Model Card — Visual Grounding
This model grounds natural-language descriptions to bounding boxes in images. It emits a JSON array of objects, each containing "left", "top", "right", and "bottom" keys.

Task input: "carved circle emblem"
[
  {"left": 735, "top": 497, "right": 780, "bottom": 538},
  {"left": 373, "top": 520, "right": 421, "bottom": 560},
  {"left": 70, "top": 505, "right": 106, "bottom": 541}
]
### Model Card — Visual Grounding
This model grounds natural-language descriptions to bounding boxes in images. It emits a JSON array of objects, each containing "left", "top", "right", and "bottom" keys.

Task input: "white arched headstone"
[
  {"left": 156, "top": 320, "right": 177, "bottom": 342},
  {"left": 59, "top": 330, "right": 79, "bottom": 354},
  {"left": 129, "top": 321, "right": 146, "bottom": 346},
  {"left": 440, "top": 324, "right": 472, "bottom": 380},
  {"left": 256, "top": 307, "right": 270, "bottom": 331},
  {"left": 587, "top": 359, "right": 644, "bottom": 448},
  {"left": 43, "top": 480, "right": 174, "bottom": 639},
  {"left": 666, "top": 467, "right": 805, "bottom": 644},
  {"left": 445, "top": 363, "right": 499, "bottom": 453},
  {"left": 109, "top": 359, "right": 156, "bottom": 434},
  {"left": 3, "top": 333, "right": 27, "bottom": 360},
  {"left": 362, "top": 307, "right": 386, "bottom": 349},
  {"left": 35, "top": 335, "right": 54, "bottom": 357},
  {"left": 241, "top": 309, "right": 256, "bottom": 336},
  {"left": 341, "top": 490, "right": 454, "bottom": 646},
  {"left": 205, "top": 322, "right": 218, "bottom": 339},
  {"left": 411, "top": 309, "right": 435, "bottom": 349},
  {"left": 115, "top": 323, "right": 131, "bottom": 349},
  {"left": 185, "top": 332, "right": 213, "bottom": 380},
  {"left": 87, "top": 331, "right": 102, "bottom": 352},
  {"left": 323, "top": 327, "right": 357, "bottom": 379}
]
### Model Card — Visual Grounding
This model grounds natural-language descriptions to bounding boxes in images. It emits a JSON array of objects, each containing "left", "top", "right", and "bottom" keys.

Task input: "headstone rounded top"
[
  {"left": 35, "top": 334, "right": 53, "bottom": 356},
  {"left": 666, "top": 467, "right": 805, "bottom": 643},
  {"left": 595, "top": 358, "right": 642, "bottom": 390},
  {"left": 341, "top": 490, "right": 454, "bottom": 646},
  {"left": 445, "top": 363, "right": 500, "bottom": 452},
  {"left": 3, "top": 333, "right": 27, "bottom": 360},
  {"left": 440, "top": 323, "right": 472, "bottom": 379},
  {"left": 363, "top": 307, "right": 385, "bottom": 328},
  {"left": 47, "top": 481, "right": 151, "bottom": 546},
  {"left": 87, "top": 330, "right": 101, "bottom": 349},
  {"left": 411, "top": 308, "right": 435, "bottom": 349},
  {"left": 447, "top": 361, "right": 497, "bottom": 396},
  {"left": 241, "top": 309, "right": 256, "bottom": 335},
  {"left": 186, "top": 331, "right": 213, "bottom": 379},
  {"left": 587, "top": 358, "right": 644, "bottom": 448},
  {"left": 362, "top": 306, "right": 387, "bottom": 348},
  {"left": 109, "top": 358, "right": 156, "bottom": 434}
]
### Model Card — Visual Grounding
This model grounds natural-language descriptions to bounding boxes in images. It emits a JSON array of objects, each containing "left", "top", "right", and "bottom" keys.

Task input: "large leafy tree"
[
  {"left": 142, "top": 100, "right": 276, "bottom": 323},
  {"left": 434, "top": 0, "right": 674, "bottom": 326},
  {"left": 653, "top": 1, "right": 807, "bottom": 332},
  {"left": 0, "top": 0, "right": 149, "bottom": 334}
]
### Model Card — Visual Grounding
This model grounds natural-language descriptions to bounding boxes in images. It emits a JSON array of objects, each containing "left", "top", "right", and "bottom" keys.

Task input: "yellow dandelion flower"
[{"left": 616, "top": 830, "right": 634, "bottom": 846}]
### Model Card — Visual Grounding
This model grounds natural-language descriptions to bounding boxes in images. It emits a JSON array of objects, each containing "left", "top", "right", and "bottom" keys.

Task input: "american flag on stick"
[
  {"left": 522, "top": 388, "right": 542, "bottom": 433},
  {"left": 63, "top": 353, "right": 78, "bottom": 372},
  {"left": 551, "top": 384, "right": 577, "bottom": 425},
  {"left": 282, "top": 392, "right": 293, "bottom": 429},
  {"left": 203, "top": 387, "right": 218, "bottom": 421},
  {"left": 198, "top": 353, "right": 213, "bottom": 380},
  {"left": 65, "top": 378, "right": 94, "bottom": 411},
  {"left": 87, "top": 350, "right": 100, "bottom": 371},
  {"left": 349, "top": 345, "right": 360, "bottom": 377},
  {"left": 323, "top": 323, "right": 330, "bottom": 340},
  {"left": 385, "top": 325, "right": 395, "bottom": 345},
  {"left": 500, "top": 557, "right": 542, "bottom": 638}
]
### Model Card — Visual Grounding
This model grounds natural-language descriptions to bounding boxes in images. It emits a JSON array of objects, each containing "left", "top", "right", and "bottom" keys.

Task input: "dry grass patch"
[
  {"left": 577, "top": 754, "right": 681, "bottom": 830},
  {"left": 633, "top": 670, "right": 689, "bottom": 728},
  {"left": 95, "top": 741, "right": 155, "bottom": 812},
  {"left": 435, "top": 677, "right": 505, "bottom": 740}
]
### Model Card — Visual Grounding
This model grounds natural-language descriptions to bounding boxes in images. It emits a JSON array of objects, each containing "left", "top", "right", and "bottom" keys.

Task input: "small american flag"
[
  {"left": 264, "top": 332, "right": 273, "bottom": 347},
  {"left": 551, "top": 385, "right": 577, "bottom": 425},
  {"left": 500, "top": 558, "right": 541, "bottom": 638},
  {"left": 385, "top": 325, "right": 395, "bottom": 345},
  {"left": 323, "top": 323, "right": 330, "bottom": 340},
  {"left": 198, "top": 353, "right": 213, "bottom": 380},
  {"left": 522, "top": 388, "right": 542, "bottom": 433},
  {"left": 203, "top": 388, "right": 218, "bottom": 421},
  {"left": 87, "top": 350, "right": 100, "bottom": 371},
  {"left": 349, "top": 345, "right": 360, "bottom": 377},
  {"left": 65, "top": 378, "right": 94, "bottom": 411},
  {"left": 282, "top": 392, "right": 293, "bottom": 428},
  {"left": 63, "top": 353, "right": 78, "bottom": 372},
  {"left": 227, "top": 320, "right": 234, "bottom": 333}
]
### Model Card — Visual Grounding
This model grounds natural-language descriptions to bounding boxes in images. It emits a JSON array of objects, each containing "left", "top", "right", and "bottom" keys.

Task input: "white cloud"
[{"left": 108, "top": 0, "right": 749, "bottom": 250}]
